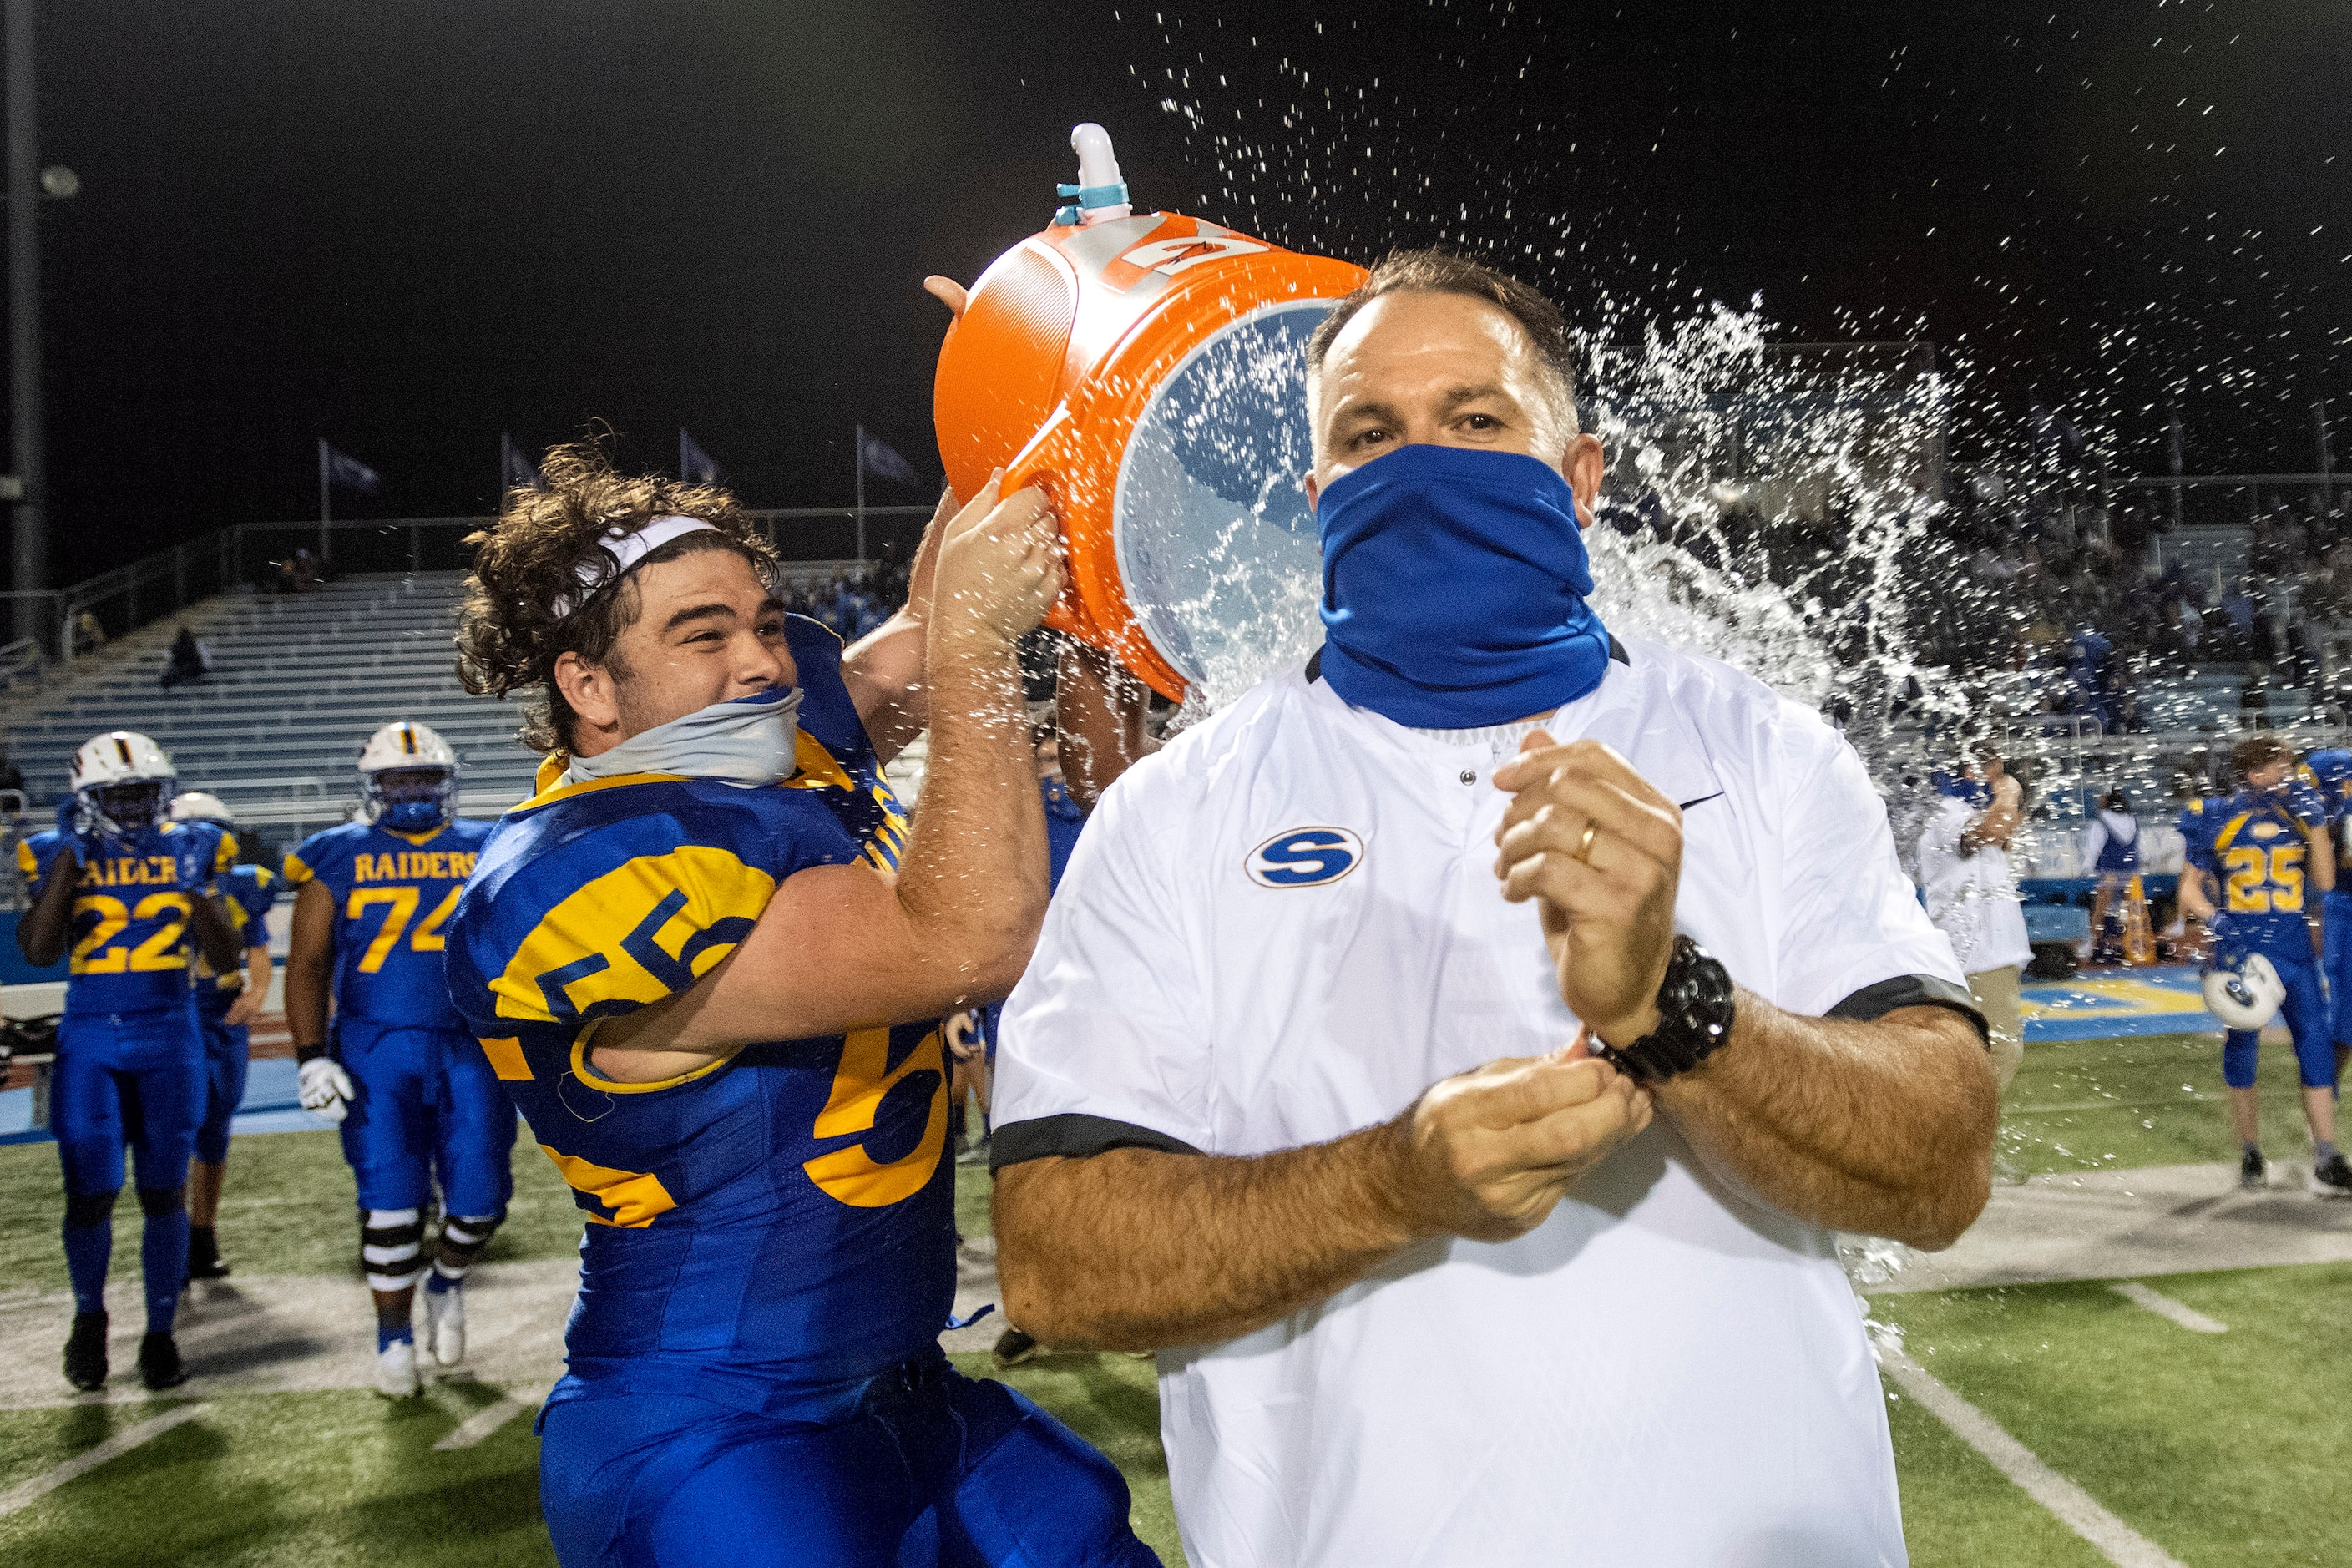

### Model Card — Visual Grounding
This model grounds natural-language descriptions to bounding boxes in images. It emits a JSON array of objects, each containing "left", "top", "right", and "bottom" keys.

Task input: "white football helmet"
[
  {"left": 2203, "top": 952, "right": 2286, "bottom": 1031},
  {"left": 357, "top": 721, "right": 459, "bottom": 832},
  {"left": 169, "top": 790, "right": 235, "bottom": 827},
  {"left": 68, "top": 731, "right": 176, "bottom": 837}
]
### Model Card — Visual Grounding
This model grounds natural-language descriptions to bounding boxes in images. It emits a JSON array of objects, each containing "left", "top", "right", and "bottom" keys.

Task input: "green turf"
[
  {"left": 0, "top": 1130, "right": 585, "bottom": 1292},
  {"left": 1883, "top": 1384, "right": 2112, "bottom": 1568},
  {"left": 2001, "top": 1029, "right": 2322, "bottom": 1176},
  {"left": 0, "top": 1384, "right": 552, "bottom": 1567},
  {"left": 1874, "top": 1263, "right": 2352, "bottom": 1566}
]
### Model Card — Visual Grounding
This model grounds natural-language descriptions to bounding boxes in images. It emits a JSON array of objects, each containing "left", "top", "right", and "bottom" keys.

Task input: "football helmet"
[
  {"left": 357, "top": 721, "right": 459, "bottom": 832},
  {"left": 169, "top": 790, "right": 235, "bottom": 827},
  {"left": 67, "top": 731, "right": 176, "bottom": 838},
  {"left": 2203, "top": 948, "right": 2285, "bottom": 1032}
]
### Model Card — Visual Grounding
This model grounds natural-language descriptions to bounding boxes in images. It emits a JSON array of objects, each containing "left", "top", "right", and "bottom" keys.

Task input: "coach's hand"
[
  {"left": 1385, "top": 1041, "right": 1651, "bottom": 1242},
  {"left": 1491, "top": 733, "right": 1683, "bottom": 1048},
  {"left": 930, "top": 471, "right": 1066, "bottom": 646}
]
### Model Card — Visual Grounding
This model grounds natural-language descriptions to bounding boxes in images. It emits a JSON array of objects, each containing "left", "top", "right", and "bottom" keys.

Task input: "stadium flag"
[
  {"left": 858, "top": 429, "right": 920, "bottom": 489},
  {"left": 680, "top": 427, "right": 723, "bottom": 486},
  {"left": 317, "top": 438, "right": 383, "bottom": 557},
  {"left": 501, "top": 432, "right": 543, "bottom": 493}
]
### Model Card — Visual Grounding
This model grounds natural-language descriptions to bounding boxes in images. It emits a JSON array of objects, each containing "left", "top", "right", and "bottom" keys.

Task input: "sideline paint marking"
[
  {"left": 433, "top": 1385, "right": 545, "bottom": 1451},
  {"left": 0, "top": 1402, "right": 211, "bottom": 1518},
  {"left": 2109, "top": 1282, "right": 2228, "bottom": 1333},
  {"left": 1884, "top": 1353, "right": 2185, "bottom": 1568}
]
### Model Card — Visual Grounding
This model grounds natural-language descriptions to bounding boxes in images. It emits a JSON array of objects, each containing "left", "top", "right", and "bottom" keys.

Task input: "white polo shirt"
[
  {"left": 992, "top": 636, "right": 1974, "bottom": 1568},
  {"left": 1916, "top": 796, "right": 2034, "bottom": 974}
]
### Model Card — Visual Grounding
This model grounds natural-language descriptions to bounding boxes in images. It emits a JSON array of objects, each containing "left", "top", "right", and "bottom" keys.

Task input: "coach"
[{"left": 988, "top": 252, "right": 1997, "bottom": 1565}]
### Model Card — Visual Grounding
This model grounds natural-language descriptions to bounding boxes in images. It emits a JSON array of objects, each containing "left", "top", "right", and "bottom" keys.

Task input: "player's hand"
[
  {"left": 297, "top": 1057, "right": 355, "bottom": 1123},
  {"left": 172, "top": 835, "right": 217, "bottom": 898},
  {"left": 1491, "top": 734, "right": 1684, "bottom": 1048},
  {"left": 224, "top": 986, "right": 264, "bottom": 1029},
  {"left": 1385, "top": 1038, "right": 1652, "bottom": 1243},
  {"left": 944, "top": 1010, "right": 980, "bottom": 1061},
  {"left": 923, "top": 275, "right": 969, "bottom": 318},
  {"left": 53, "top": 797, "right": 99, "bottom": 861},
  {"left": 929, "top": 471, "right": 1065, "bottom": 647}
]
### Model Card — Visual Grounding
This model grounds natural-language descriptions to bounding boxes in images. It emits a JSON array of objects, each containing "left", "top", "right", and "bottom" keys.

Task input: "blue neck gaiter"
[{"left": 1316, "top": 444, "right": 1613, "bottom": 728}]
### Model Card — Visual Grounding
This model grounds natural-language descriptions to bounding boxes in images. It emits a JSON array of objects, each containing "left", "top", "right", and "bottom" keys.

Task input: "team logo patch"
[{"left": 1247, "top": 827, "right": 1363, "bottom": 888}]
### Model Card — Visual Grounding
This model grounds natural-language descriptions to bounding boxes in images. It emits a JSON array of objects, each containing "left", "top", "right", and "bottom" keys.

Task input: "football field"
[{"left": 0, "top": 1019, "right": 2347, "bottom": 1566}]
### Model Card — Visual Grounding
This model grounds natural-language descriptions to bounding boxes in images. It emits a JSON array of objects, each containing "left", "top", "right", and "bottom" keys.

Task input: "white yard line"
[
  {"left": 432, "top": 1385, "right": 546, "bottom": 1451},
  {"left": 2108, "top": 1282, "right": 2228, "bottom": 1333},
  {"left": 0, "top": 1402, "right": 211, "bottom": 1518},
  {"left": 1884, "top": 1353, "right": 2185, "bottom": 1568}
]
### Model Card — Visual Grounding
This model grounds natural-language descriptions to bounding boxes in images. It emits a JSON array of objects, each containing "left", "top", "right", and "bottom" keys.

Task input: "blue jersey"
[
  {"left": 1042, "top": 775, "right": 1086, "bottom": 893},
  {"left": 194, "top": 863, "right": 276, "bottom": 1013},
  {"left": 283, "top": 817, "right": 492, "bottom": 1029},
  {"left": 17, "top": 822, "right": 235, "bottom": 1015},
  {"left": 2189, "top": 783, "right": 2329, "bottom": 954},
  {"left": 444, "top": 617, "right": 939, "bottom": 1409}
]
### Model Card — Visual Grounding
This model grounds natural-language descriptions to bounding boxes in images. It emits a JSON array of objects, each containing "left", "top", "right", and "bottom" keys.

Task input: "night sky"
[{"left": 18, "top": 0, "right": 2351, "bottom": 580}]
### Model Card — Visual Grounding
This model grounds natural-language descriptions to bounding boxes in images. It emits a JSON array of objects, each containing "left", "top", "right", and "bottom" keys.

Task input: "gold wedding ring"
[{"left": 1574, "top": 822, "right": 1599, "bottom": 865}]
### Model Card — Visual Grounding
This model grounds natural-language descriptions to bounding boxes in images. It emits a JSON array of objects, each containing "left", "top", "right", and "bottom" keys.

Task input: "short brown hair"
[
  {"left": 456, "top": 438, "right": 777, "bottom": 755},
  {"left": 2231, "top": 736, "right": 2295, "bottom": 777},
  {"left": 1306, "top": 250, "right": 1580, "bottom": 432}
]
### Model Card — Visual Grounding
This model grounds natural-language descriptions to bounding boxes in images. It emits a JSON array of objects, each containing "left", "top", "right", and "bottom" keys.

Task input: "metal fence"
[{"left": 28, "top": 505, "right": 937, "bottom": 670}]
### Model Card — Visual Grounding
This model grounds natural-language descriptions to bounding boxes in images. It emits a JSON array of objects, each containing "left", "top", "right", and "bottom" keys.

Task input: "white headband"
[{"left": 549, "top": 515, "right": 716, "bottom": 620}]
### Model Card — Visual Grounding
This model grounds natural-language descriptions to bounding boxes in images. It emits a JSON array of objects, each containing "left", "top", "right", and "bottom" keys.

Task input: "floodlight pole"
[
  {"left": 6, "top": 0, "right": 43, "bottom": 650},
  {"left": 854, "top": 424, "right": 867, "bottom": 564}
]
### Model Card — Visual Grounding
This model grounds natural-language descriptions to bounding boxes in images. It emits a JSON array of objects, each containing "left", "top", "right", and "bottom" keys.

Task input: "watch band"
[{"left": 1596, "top": 935, "right": 1737, "bottom": 1083}]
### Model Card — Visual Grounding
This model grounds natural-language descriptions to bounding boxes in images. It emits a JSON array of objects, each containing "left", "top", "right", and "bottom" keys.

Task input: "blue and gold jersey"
[
  {"left": 2190, "top": 784, "right": 2329, "bottom": 953},
  {"left": 194, "top": 864, "right": 277, "bottom": 1011},
  {"left": 18, "top": 822, "right": 235, "bottom": 1015},
  {"left": 443, "top": 618, "right": 940, "bottom": 1406},
  {"left": 283, "top": 817, "right": 491, "bottom": 1029}
]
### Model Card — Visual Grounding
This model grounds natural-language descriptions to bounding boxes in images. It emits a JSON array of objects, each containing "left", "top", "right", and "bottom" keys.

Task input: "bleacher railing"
[{"left": 38, "top": 506, "right": 938, "bottom": 670}]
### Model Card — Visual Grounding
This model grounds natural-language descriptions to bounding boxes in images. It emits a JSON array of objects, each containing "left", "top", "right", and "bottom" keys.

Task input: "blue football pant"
[
  {"left": 334, "top": 1020, "right": 517, "bottom": 1216},
  {"left": 53, "top": 1005, "right": 206, "bottom": 1328},
  {"left": 2324, "top": 892, "right": 2352, "bottom": 1048},
  {"left": 2223, "top": 947, "right": 2336, "bottom": 1090},
  {"left": 537, "top": 1355, "right": 1161, "bottom": 1568},
  {"left": 193, "top": 1005, "right": 250, "bottom": 1166}
]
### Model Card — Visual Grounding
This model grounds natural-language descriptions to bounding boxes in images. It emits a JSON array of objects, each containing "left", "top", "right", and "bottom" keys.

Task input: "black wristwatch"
[{"left": 1595, "top": 935, "right": 1737, "bottom": 1083}]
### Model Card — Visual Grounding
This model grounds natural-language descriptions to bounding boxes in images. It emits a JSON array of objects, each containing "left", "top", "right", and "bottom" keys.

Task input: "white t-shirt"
[
  {"left": 992, "top": 638, "right": 1973, "bottom": 1568},
  {"left": 1917, "top": 796, "right": 2033, "bottom": 974}
]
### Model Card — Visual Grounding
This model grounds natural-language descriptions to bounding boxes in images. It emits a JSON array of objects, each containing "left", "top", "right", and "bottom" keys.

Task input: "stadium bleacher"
[{"left": 0, "top": 574, "right": 529, "bottom": 842}]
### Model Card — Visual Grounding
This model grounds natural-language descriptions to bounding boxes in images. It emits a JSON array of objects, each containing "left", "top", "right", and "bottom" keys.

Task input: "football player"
[
  {"left": 14, "top": 733, "right": 242, "bottom": 1390},
  {"left": 443, "top": 442, "right": 1159, "bottom": 1567},
  {"left": 2178, "top": 736, "right": 2347, "bottom": 1193},
  {"left": 2299, "top": 746, "right": 2352, "bottom": 1091},
  {"left": 169, "top": 791, "right": 277, "bottom": 1281},
  {"left": 282, "top": 721, "right": 511, "bottom": 1397}
]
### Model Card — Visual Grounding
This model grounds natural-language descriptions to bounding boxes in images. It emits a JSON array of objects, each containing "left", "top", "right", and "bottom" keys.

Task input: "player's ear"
[{"left": 552, "top": 650, "right": 621, "bottom": 737}]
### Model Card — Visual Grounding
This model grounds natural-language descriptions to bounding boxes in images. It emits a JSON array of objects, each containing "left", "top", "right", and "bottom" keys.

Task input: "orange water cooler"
[{"left": 933, "top": 125, "right": 1368, "bottom": 701}]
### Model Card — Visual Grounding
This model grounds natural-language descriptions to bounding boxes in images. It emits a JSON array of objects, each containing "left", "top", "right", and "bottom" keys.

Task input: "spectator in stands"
[
  {"left": 159, "top": 627, "right": 211, "bottom": 690},
  {"left": 0, "top": 748, "right": 23, "bottom": 798},
  {"left": 1918, "top": 746, "right": 2031, "bottom": 1094},
  {"left": 70, "top": 610, "right": 106, "bottom": 655}
]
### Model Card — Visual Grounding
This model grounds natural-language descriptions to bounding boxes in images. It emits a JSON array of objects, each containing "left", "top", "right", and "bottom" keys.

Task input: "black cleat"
[
  {"left": 2240, "top": 1148, "right": 2269, "bottom": 1191},
  {"left": 138, "top": 1332, "right": 189, "bottom": 1391},
  {"left": 992, "top": 1326, "right": 1039, "bottom": 1368},
  {"left": 63, "top": 1310, "right": 109, "bottom": 1391},
  {"left": 186, "top": 1226, "right": 231, "bottom": 1281},
  {"left": 2310, "top": 1153, "right": 2352, "bottom": 1198}
]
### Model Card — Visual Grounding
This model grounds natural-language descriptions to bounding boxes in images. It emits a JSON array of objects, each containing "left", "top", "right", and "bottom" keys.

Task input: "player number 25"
[
  {"left": 2223, "top": 842, "right": 2304, "bottom": 914},
  {"left": 70, "top": 893, "right": 190, "bottom": 974},
  {"left": 346, "top": 885, "right": 463, "bottom": 973}
]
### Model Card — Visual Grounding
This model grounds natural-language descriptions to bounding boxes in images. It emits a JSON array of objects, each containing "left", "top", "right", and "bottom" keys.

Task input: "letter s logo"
[{"left": 1247, "top": 827, "right": 1364, "bottom": 888}]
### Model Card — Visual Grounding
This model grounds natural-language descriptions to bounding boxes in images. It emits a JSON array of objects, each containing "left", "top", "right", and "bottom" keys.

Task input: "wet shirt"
[
  {"left": 194, "top": 863, "right": 278, "bottom": 1014},
  {"left": 18, "top": 822, "right": 235, "bottom": 1015},
  {"left": 283, "top": 818, "right": 492, "bottom": 1029},
  {"left": 443, "top": 617, "right": 947, "bottom": 1410},
  {"left": 2188, "top": 783, "right": 2329, "bottom": 953}
]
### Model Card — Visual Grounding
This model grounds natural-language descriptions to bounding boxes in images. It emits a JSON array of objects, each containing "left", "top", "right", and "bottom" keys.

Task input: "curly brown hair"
[
  {"left": 455, "top": 438, "right": 778, "bottom": 755},
  {"left": 2230, "top": 735, "right": 2295, "bottom": 779}
]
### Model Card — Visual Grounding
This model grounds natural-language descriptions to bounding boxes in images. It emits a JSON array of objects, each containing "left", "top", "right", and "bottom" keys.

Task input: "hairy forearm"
[
  {"left": 843, "top": 611, "right": 928, "bottom": 762},
  {"left": 1655, "top": 999, "right": 1995, "bottom": 1249},
  {"left": 995, "top": 1130, "right": 1420, "bottom": 1350},
  {"left": 1054, "top": 639, "right": 1155, "bottom": 809},
  {"left": 893, "top": 626, "right": 1049, "bottom": 1000}
]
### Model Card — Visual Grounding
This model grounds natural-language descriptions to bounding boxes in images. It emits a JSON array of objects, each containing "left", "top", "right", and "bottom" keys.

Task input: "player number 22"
[
  {"left": 346, "top": 885, "right": 462, "bottom": 973},
  {"left": 70, "top": 893, "right": 190, "bottom": 974}
]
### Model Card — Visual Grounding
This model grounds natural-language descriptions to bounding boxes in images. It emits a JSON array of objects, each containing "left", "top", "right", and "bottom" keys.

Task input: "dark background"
[{"left": 15, "top": 0, "right": 2349, "bottom": 579}]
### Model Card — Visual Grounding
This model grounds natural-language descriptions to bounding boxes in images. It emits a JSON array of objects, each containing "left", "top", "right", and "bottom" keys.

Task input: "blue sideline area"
[
  {"left": 2021, "top": 964, "right": 2227, "bottom": 1042},
  {"left": 0, "top": 912, "right": 68, "bottom": 985}
]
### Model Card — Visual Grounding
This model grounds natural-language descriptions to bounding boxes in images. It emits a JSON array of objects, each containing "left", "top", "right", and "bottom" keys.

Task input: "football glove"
[
  {"left": 53, "top": 796, "right": 101, "bottom": 861},
  {"left": 297, "top": 1057, "right": 357, "bottom": 1123},
  {"left": 172, "top": 833, "right": 218, "bottom": 898},
  {"left": 2202, "top": 912, "right": 2238, "bottom": 951}
]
